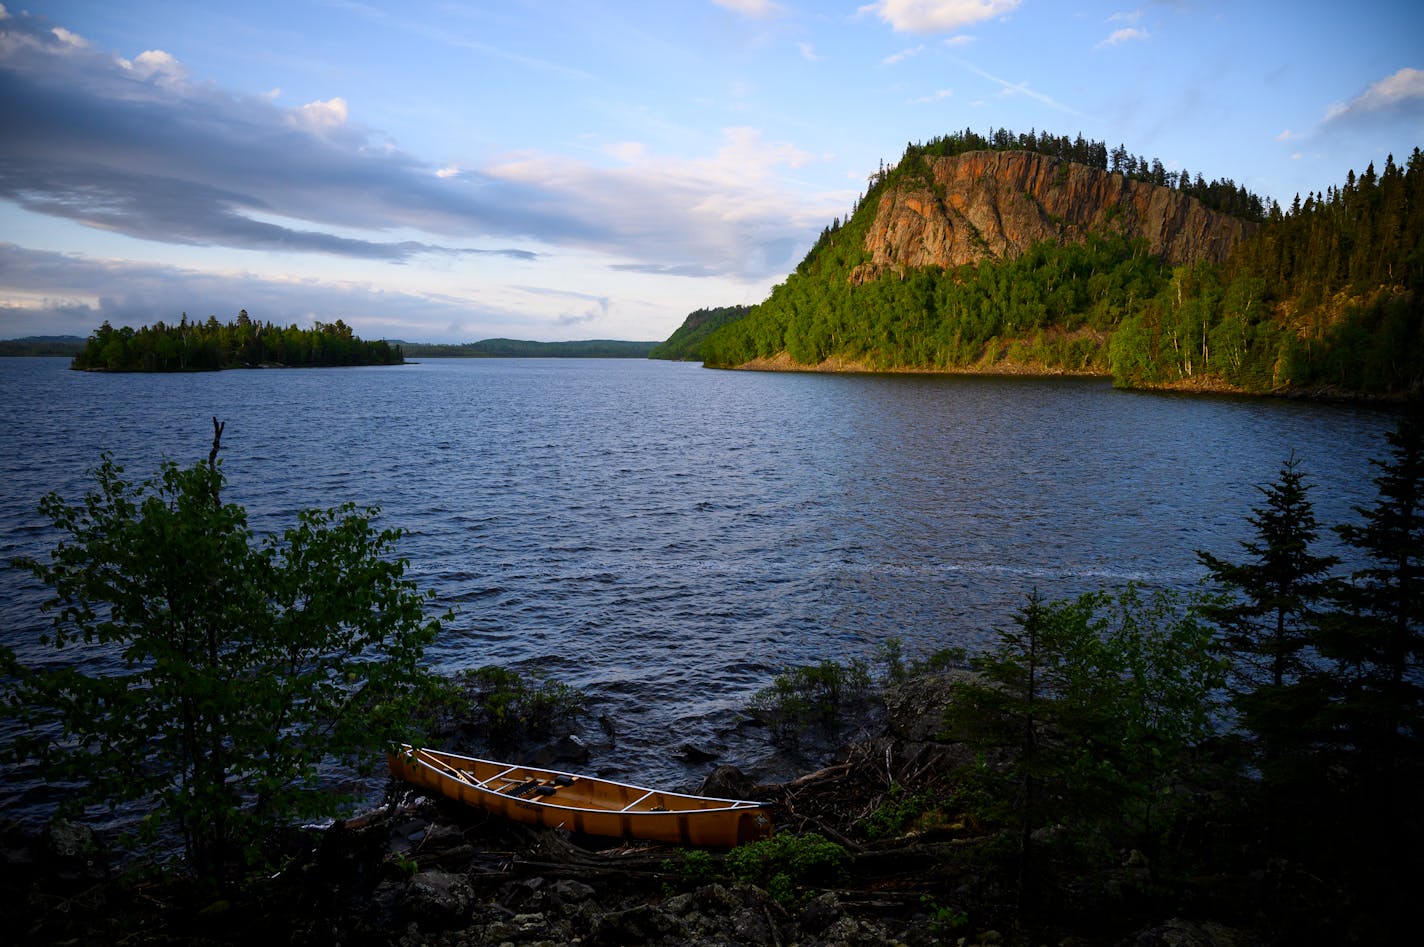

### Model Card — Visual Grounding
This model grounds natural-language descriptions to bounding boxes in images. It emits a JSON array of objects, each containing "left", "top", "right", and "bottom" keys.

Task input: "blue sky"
[{"left": 2, "top": 1, "right": 1421, "bottom": 343}]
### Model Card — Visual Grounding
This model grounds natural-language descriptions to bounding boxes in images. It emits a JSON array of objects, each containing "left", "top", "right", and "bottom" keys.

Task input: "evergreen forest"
[
  {"left": 701, "top": 131, "right": 1424, "bottom": 398},
  {"left": 70, "top": 312, "right": 403, "bottom": 372}
]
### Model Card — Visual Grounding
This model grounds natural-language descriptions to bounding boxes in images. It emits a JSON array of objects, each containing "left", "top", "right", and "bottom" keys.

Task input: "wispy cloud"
[
  {"left": 862, "top": 0, "right": 1021, "bottom": 34},
  {"left": 882, "top": 43, "right": 926, "bottom": 65},
  {"left": 910, "top": 88, "right": 954, "bottom": 104},
  {"left": 711, "top": 0, "right": 783, "bottom": 18},
  {"left": 0, "top": 243, "right": 536, "bottom": 341},
  {"left": 321, "top": 0, "right": 591, "bottom": 81},
  {"left": 798, "top": 42, "right": 820, "bottom": 61},
  {"left": 1095, "top": 27, "right": 1149, "bottom": 50},
  {"left": 0, "top": 12, "right": 836, "bottom": 285},
  {"left": 954, "top": 59, "right": 1083, "bottom": 115}
]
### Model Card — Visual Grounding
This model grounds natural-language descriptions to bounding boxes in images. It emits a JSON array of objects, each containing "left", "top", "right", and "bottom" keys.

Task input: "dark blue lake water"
[{"left": 0, "top": 356, "right": 1402, "bottom": 824}]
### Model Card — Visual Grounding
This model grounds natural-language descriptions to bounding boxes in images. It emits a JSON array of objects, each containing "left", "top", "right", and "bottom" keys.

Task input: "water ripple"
[{"left": 0, "top": 357, "right": 1402, "bottom": 825}]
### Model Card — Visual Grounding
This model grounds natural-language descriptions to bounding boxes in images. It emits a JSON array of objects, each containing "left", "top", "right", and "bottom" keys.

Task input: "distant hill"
[
  {"left": 649, "top": 306, "right": 752, "bottom": 361},
  {"left": 702, "top": 129, "right": 1424, "bottom": 398},
  {"left": 399, "top": 339, "right": 658, "bottom": 358},
  {"left": 0, "top": 336, "right": 85, "bottom": 356}
]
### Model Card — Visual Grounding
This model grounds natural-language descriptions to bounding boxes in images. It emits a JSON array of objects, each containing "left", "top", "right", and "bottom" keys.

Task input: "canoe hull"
[{"left": 387, "top": 745, "right": 773, "bottom": 847}]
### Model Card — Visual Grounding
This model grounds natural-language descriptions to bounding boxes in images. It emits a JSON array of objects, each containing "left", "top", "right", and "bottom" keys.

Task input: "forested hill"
[
  {"left": 701, "top": 131, "right": 1424, "bottom": 398},
  {"left": 648, "top": 305, "right": 751, "bottom": 361},
  {"left": 401, "top": 339, "right": 657, "bottom": 358}
]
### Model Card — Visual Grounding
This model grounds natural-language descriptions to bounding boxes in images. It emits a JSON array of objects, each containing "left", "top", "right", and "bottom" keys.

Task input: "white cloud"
[
  {"left": 483, "top": 127, "right": 832, "bottom": 278},
  {"left": 50, "top": 26, "right": 87, "bottom": 48},
  {"left": 118, "top": 49, "right": 187, "bottom": 82},
  {"left": 1275, "top": 129, "right": 1297, "bottom": 141},
  {"left": 0, "top": 5, "right": 11, "bottom": 20},
  {"left": 1324, "top": 67, "right": 1424, "bottom": 124},
  {"left": 943, "top": 34, "right": 975, "bottom": 47},
  {"left": 798, "top": 42, "right": 820, "bottom": 61},
  {"left": 1108, "top": 10, "right": 1142, "bottom": 23},
  {"left": 862, "top": 0, "right": 1020, "bottom": 34},
  {"left": 435, "top": 165, "right": 460, "bottom": 178},
  {"left": 1095, "top": 27, "right": 1148, "bottom": 49},
  {"left": 291, "top": 96, "right": 349, "bottom": 131},
  {"left": 882, "top": 44, "right": 926, "bottom": 65},
  {"left": 711, "top": 0, "right": 783, "bottom": 18}
]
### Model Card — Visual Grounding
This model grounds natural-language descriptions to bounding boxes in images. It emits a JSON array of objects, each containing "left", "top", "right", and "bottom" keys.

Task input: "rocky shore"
[{"left": 0, "top": 673, "right": 1282, "bottom": 947}]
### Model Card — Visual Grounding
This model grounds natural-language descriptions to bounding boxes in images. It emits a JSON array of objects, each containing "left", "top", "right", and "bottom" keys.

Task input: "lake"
[{"left": 0, "top": 356, "right": 1403, "bottom": 824}]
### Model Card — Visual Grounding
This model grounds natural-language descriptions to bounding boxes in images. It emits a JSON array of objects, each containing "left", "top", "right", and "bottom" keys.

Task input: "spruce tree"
[
  {"left": 1198, "top": 456, "right": 1340, "bottom": 793},
  {"left": 1317, "top": 401, "right": 1424, "bottom": 806},
  {"left": 1198, "top": 455, "right": 1337, "bottom": 686}
]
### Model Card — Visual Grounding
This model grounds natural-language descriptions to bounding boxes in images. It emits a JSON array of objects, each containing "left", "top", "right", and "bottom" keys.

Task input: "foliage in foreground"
[
  {"left": 943, "top": 586, "right": 1226, "bottom": 883},
  {"left": 0, "top": 421, "right": 445, "bottom": 881}
]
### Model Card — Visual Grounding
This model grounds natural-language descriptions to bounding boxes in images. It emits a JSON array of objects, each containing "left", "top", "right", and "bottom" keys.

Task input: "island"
[{"left": 71, "top": 312, "right": 403, "bottom": 371}]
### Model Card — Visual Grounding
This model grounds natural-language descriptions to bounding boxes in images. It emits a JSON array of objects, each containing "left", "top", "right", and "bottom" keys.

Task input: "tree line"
[
  {"left": 401, "top": 338, "right": 657, "bottom": 358},
  {"left": 71, "top": 311, "right": 403, "bottom": 372},
  {"left": 0, "top": 336, "right": 84, "bottom": 357},
  {"left": 854, "top": 126, "right": 1268, "bottom": 223},
  {"left": 702, "top": 136, "right": 1424, "bottom": 398}
]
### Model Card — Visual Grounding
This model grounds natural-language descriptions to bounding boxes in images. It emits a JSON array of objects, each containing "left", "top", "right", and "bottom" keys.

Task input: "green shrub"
[
  {"left": 749, "top": 659, "right": 872, "bottom": 740},
  {"left": 430, "top": 665, "right": 584, "bottom": 750},
  {"left": 726, "top": 832, "right": 849, "bottom": 904},
  {"left": 864, "top": 783, "right": 939, "bottom": 840}
]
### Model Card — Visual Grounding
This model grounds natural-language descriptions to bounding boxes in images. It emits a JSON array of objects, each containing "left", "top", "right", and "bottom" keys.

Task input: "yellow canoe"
[{"left": 387, "top": 745, "right": 774, "bottom": 847}]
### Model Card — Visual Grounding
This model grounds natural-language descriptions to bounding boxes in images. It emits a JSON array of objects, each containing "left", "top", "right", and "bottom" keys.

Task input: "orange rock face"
[{"left": 850, "top": 151, "right": 1256, "bottom": 284}]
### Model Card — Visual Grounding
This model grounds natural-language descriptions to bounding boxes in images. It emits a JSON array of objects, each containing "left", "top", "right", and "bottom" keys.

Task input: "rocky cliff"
[{"left": 850, "top": 150, "right": 1257, "bottom": 284}]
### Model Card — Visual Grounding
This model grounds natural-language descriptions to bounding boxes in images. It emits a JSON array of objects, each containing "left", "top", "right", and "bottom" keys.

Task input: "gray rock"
[
  {"left": 800, "top": 891, "right": 845, "bottom": 933},
  {"left": 700, "top": 764, "right": 753, "bottom": 799},
  {"left": 403, "top": 869, "right": 474, "bottom": 923},
  {"left": 41, "top": 818, "right": 106, "bottom": 882},
  {"left": 1123, "top": 918, "right": 1251, "bottom": 947},
  {"left": 589, "top": 902, "right": 681, "bottom": 945},
  {"left": 549, "top": 878, "right": 596, "bottom": 905}
]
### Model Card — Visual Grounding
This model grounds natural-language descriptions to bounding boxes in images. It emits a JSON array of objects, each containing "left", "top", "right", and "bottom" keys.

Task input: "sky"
[{"left": 2, "top": 2, "right": 1422, "bottom": 344}]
